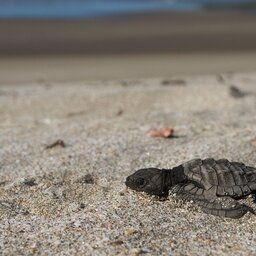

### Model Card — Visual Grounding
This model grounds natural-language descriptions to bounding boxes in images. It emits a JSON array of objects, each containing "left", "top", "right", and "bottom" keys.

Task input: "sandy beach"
[
  {"left": 1, "top": 9, "right": 256, "bottom": 255},
  {"left": 1, "top": 72, "right": 256, "bottom": 255}
]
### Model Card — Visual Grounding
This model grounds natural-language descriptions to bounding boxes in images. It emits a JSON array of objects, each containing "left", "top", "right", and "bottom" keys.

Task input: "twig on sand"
[
  {"left": 229, "top": 85, "right": 249, "bottom": 98},
  {"left": 45, "top": 139, "right": 66, "bottom": 149}
]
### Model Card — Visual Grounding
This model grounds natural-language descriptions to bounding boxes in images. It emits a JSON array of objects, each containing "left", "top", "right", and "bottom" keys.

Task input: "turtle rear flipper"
[
  {"left": 171, "top": 183, "right": 254, "bottom": 218},
  {"left": 198, "top": 197, "right": 253, "bottom": 219}
]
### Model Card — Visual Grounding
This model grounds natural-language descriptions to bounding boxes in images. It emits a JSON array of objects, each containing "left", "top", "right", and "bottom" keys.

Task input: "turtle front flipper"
[{"left": 171, "top": 183, "right": 254, "bottom": 219}]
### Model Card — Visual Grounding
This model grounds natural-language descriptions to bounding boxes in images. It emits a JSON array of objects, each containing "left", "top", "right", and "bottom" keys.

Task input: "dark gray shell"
[{"left": 182, "top": 158, "right": 256, "bottom": 198}]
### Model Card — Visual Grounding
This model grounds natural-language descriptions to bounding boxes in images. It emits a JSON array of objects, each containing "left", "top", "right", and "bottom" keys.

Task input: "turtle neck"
[{"left": 162, "top": 165, "right": 186, "bottom": 190}]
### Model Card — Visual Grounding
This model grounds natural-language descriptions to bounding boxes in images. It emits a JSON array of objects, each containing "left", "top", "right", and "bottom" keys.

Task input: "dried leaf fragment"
[{"left": 147, "top": 127, "right": 174, "bottom": 138}]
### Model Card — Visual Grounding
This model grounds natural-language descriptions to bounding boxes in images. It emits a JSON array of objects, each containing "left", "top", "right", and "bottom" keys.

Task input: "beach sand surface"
[{"left": 1, "top": 72, "right": 256, "bottom": 255}]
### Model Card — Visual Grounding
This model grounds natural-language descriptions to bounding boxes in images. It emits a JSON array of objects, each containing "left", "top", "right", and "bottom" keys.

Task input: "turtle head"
[{"left": 125, "top": 168, "right": 168, "bottom": 196}]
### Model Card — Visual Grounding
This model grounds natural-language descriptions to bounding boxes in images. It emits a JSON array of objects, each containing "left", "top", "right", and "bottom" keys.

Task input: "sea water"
[{"left": 0, "top": 0, "right": 255, "bottom": 19}]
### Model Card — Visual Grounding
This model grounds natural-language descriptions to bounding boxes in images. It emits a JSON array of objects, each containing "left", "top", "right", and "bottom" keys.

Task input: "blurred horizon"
[
  {"left": 1, "top": 0, "right": 256, "bottom": 84},
  {"left": 0, "top": 0, "right": 256, "bottom": 19}
]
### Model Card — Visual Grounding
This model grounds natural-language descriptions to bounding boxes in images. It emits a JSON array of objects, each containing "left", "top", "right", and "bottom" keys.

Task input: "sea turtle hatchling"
[{"left": 125, "top": 158, "right": 256, "bottom": 218}]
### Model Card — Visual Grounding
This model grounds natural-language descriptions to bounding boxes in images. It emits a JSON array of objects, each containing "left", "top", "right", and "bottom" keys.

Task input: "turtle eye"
[{"left": 137, "top": 178, "right": 147, "bottom": 188}]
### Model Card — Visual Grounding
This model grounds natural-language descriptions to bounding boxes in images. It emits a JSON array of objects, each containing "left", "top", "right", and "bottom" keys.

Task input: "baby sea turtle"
[{"left": 125, "top": 158, "right": 256, "bottom": 219}]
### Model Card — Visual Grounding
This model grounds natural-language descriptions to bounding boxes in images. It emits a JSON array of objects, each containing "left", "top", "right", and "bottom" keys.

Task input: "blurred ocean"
[{"left": 0, "top": 0, "right": 256, "bottom": 19}]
